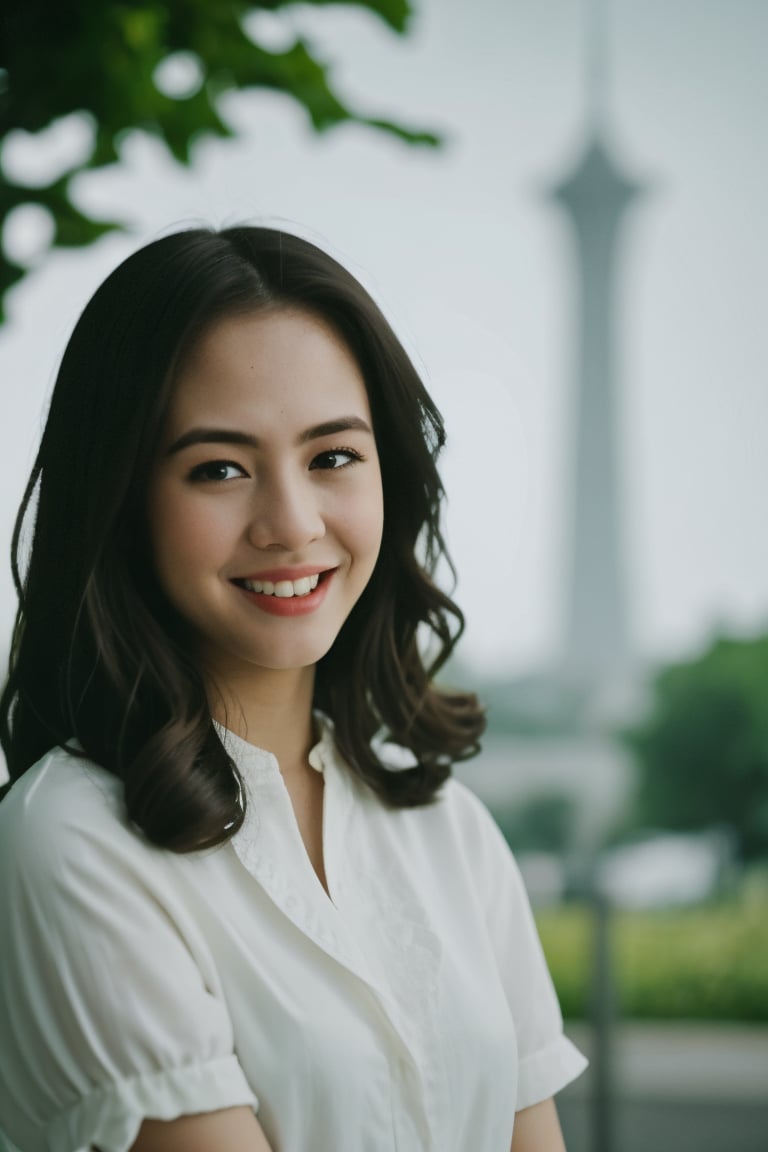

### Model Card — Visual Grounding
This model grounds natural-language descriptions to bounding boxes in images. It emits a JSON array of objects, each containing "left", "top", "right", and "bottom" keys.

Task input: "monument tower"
[{"left": 552, "top": 0, "right": 643, "bottom": 698}]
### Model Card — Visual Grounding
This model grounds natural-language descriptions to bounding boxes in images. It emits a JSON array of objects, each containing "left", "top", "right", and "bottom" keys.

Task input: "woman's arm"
[
  {"left": 510, "top": 1097, "right": 567, "bottom": 1152},
  {"left": 126, "top": 1105, "right": 274, "bottom": 1152}
]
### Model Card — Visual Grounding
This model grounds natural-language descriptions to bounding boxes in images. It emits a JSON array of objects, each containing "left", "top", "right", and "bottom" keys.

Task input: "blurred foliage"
[
  {"left": 493, "top": 790, "right": 578, "bottom": 855},
  {"left": 536, "top": 904, "right": 592, "bottom": 1018},
  {"left": 536, "top": 899, "right": 768, "bottom": 1022},
  {"left": 622, "top": 634, "right": 768, "bottom": 861},
  {"left": 0, "top": 0, "right": 439, "bottom": 320}
]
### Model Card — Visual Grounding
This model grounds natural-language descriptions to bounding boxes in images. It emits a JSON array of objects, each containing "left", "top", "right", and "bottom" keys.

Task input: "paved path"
[{"left": 558, "top": 1023, "right": 768, "bottom": 1152}]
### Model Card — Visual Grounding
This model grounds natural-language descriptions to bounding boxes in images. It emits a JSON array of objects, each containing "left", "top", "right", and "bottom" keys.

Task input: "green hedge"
[{"left": 535, "top": 901, "right": 768, "bottom": 1022}]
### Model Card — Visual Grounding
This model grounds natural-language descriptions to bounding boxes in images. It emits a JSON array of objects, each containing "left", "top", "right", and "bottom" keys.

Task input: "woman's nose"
[{"left": 246, "top": 471, "right": 325, "bottom": 552}]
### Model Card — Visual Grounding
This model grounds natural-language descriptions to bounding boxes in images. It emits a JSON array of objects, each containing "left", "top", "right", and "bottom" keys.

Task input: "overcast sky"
[{"left": 1, "top": 0, "right": 767, "bottom": 678}]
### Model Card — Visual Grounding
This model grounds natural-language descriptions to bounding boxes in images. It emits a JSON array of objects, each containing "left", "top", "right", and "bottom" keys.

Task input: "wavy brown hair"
[{"left": 0, "top": 227, "right": 484, "bottom": 850}]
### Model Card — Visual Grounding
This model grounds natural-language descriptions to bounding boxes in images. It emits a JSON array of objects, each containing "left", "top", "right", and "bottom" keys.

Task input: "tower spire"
[{"left": 587, "top": 0, "right": 609, "bottom": 137}]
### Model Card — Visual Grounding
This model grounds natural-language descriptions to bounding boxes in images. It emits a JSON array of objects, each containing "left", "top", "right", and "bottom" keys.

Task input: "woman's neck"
[{"left": 207, "top": 664, "right": 317, "bottom": 774}]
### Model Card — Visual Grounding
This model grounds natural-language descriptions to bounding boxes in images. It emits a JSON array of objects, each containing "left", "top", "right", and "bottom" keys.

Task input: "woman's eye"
[
  {"left": 310, "top": 448, "right": 363, "bottom": 471},
  {"left": 188, "top": 460, "right": 247, "bottom": 483}
]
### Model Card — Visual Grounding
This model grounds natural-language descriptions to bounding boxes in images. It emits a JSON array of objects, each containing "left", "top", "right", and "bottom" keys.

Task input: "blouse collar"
[{"left": 213, "top": 710, "right": 337, "bottom": 781}]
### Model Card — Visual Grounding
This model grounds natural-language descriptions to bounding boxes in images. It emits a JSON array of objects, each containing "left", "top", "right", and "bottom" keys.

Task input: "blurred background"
[{"left": 1, "top": 1, "right": 767, "bottom": 1149}]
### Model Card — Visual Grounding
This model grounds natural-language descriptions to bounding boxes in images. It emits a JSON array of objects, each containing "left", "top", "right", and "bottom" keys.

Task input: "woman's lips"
[
  {"left": 232, "top": 569, "right": 335, "bottom": 616},
  {"left": 240, "top": 573, "right": 320, "bottom": 597}
]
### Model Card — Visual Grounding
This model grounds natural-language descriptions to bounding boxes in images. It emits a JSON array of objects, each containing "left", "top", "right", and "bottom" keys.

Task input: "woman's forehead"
[{"left": 165, "top": 308, "right": 373, "bottom": 437}]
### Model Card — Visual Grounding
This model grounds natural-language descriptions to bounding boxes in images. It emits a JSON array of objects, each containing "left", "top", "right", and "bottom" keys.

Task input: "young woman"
[{"left": 0, "top": 227, "right": 586, "bottom": 1152}]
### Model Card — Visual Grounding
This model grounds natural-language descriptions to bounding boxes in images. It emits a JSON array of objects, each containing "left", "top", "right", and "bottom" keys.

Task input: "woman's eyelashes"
[
  {"left": 186, "top": 447, "right": 365, "bottom": 483},
  {"left": 310, "top": 447, "right": 365, "bottom": 471},
  {"left": 188, "top": 460, "right": 249, "bottom": 483}
]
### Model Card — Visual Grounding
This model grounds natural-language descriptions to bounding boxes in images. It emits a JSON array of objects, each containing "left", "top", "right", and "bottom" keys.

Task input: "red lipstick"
[{"left": 232, "top": 568, "right": 335, "bottom": 617}]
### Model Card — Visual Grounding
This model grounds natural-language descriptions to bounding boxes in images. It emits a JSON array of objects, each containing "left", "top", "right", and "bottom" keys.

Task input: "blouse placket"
[{"left": 222, "top": 725, "right": 437, "bottom": 1148}]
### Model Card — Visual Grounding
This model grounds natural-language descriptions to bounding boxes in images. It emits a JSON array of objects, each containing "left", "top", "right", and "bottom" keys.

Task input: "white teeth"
[{"left": 242, "top": 574, "right": 322, "bottom": 597}]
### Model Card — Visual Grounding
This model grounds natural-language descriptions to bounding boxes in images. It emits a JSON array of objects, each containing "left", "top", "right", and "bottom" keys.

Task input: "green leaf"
[{"left": 0, "top": 0, "right": 440, "bottom": 319}]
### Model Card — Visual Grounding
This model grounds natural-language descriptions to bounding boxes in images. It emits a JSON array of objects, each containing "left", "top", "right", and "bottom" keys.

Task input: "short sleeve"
[
  {"left": 453, "top": 783, "right": 588, "bottom": 1109},
  {"left": 0, "top": 753, "right": 257, "bottom": 1152}
]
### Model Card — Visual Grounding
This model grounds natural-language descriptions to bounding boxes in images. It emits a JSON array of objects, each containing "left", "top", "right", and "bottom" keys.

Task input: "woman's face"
[{"left": 147, "top": 307, "right": 384, "bottom": 685}]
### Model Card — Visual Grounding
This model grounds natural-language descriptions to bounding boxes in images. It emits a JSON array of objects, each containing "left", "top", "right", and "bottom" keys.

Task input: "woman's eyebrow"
[
  {"left": 165, "top": 428, "right": 258, "bottom": 456},
  {"left": 299, "top": 416, "right": 372, "bottom": 443},
  {"left": 165, "top": 416, "right": 373, "bottom": 457}
]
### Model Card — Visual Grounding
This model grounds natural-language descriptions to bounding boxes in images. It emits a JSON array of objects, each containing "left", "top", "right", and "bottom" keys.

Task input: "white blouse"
[{"left": 0, "top": 720, "right": 586, "bottom": 1152}]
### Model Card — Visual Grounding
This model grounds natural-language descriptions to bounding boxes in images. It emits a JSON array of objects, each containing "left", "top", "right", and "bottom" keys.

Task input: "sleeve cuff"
[
  {"left": 516, "top": 1033, "right": 589, "bottom": 1111},
  {"left": 48, "top": 1054, "right": 258, "bottom": 1152}
]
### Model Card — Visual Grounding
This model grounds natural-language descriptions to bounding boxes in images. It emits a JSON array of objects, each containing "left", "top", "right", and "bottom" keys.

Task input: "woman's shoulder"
[
  {"left": 0, "top": 744, "right": 143, "bottom": 884},
  {"left": 1, "top": 741, "right": 121, "bottom": 822},
  {"left": 433, "top": 775, "right": 520, "bottom": 874},
  {"left": 348, "top": 749, "right": 512, "bottom": 867},
  {"left": 428, "top": 773, "right": 508, "bottom": 844},
  {"left": 438, "top": 773, "right": 495, "bottom": 819}
]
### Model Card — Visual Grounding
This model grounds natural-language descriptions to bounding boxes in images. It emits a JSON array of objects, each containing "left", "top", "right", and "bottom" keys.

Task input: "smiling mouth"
[{"left": 232, "top": 571, "right": 330, "bottom": 599}]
